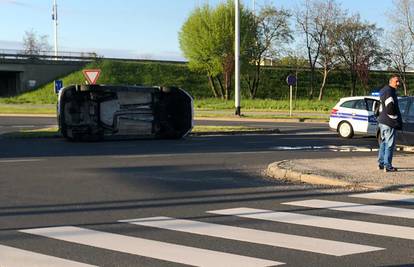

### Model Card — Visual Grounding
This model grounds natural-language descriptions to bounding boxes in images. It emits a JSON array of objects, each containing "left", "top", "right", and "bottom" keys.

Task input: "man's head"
[{"left": 389, "top": 75, "right": 400, "bottom": 89}]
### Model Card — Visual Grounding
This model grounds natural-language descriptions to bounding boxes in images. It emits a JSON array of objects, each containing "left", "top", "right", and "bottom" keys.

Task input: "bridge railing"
[{"left": 0, "top": 49, "right": 99, "bottom": 62}]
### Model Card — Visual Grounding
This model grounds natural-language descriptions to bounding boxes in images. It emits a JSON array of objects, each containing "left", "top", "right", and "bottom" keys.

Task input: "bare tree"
[
  {"left": 296, "top": 0, "right": 335, "bottom": 99},
  {"left": 335, "top": 15, "right": 383, "bottom": 96},
  {"left": 244, "top": 5, "right": 292, "bottom": 99},
  {"left": 315, "top": 0, "right": 345, "bottom": 100},
  {"left": 23, "top": 29, "right": 51, "bottom": 56},
  {"left": 389, "top": 0, "right": 414, "bottom": 95},
  {"left": 393, "top": 0, "right": 414, "bottom": 40},
  {"left": 386, "top": 28, "right": 414, "bottom": 95}
]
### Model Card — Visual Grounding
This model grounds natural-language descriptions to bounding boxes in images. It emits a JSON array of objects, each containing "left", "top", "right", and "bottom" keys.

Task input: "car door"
[
  {"left": 364, "top": 98, "right": 379, "bottom": 135},
  {"left": 399, "top": 97, "right": 414, "bottom": 145}
]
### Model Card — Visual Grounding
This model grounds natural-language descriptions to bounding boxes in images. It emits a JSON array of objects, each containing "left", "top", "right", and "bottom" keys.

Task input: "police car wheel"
[{"left": 338, "top": 122, "right": 354, "bottom": 138}]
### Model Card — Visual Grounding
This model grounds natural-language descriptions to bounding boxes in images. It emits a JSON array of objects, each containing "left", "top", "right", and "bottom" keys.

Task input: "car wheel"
[{"left": 338, "top": 121, "right": 354, "bottom": 138}]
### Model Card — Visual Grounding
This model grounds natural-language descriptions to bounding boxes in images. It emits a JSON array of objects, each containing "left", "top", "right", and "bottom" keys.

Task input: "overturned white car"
[{"left": 57, "top": 84, "right": 193, "bottom": 141}]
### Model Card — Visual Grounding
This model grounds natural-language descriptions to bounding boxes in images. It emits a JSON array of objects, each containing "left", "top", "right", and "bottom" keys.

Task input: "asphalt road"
[{"left": 2, "top": 116, "right": 413, "bottom": 266}]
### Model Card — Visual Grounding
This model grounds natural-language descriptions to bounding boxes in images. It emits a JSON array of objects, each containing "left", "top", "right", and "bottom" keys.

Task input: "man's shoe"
[
  {"left": 384, "top": 166, "right": 398, "bottom": 172},
  {"left": 378, "top": 165, "right": 384, "bottom": 170}
]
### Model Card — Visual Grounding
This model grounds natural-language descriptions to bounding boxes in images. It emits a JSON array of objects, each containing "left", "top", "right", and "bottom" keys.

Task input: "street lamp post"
[
  {"left": 235, "top": 0, "right": 241, "bottom": 116},
  {"left": 52, "top": 0, "right": 58, "bottom": 59}
]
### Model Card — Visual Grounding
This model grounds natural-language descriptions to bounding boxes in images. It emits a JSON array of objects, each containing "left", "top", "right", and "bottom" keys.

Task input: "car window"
[
  {"left": 354, "top": 99, "right": 367, "bottom": 110},
  {"left": 365, "top": 99, "right": 376, "bottom": 111},
  {"left": 407, "top": 102, "right": 414, "bottom": 116},
  {"left": 398, "top": 97, "right": 409, "bottom": 114},
  {"left": 340, "top": 100, "right": 357, "bottom": 109}
]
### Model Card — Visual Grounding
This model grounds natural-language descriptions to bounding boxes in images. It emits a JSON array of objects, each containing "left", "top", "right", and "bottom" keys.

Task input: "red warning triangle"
[{"left": 83, "top": 69, "right": 101, "bottom": 84}]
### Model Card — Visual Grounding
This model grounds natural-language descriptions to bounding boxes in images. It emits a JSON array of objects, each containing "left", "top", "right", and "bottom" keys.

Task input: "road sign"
[
  {"left": 82, "top": 69, "right": 101, "bottom": 85},
  {"left": 286, "top": 75, "right": 297, "bottom": 117},
  {"left": 54, "top": 80, "right": 63, "bottom": 94},
  {"left": 286, "top": 75, "right": 297, "bottom": 86}
]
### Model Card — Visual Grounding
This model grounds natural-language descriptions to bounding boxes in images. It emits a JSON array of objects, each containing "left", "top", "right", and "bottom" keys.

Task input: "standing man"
[{"left": 377, "top": 75, "right": 402, "bottom": 172}]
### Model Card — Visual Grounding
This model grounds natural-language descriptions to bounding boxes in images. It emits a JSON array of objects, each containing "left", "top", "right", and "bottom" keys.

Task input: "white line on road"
[
  {"left": 0, "top": 245, "right": 96, "bottom": 267},
  {"left": 270, "top": 145, "right": 377, "bottom": 152},
  {"left": 0, "top": 159, "right": 45, "bottom": 163},
  {"left": 21, "top": 226, "right": 282, "bottom": 267},
  {"left": 208, "top": 207, "right": 414, "bottom": 240},
  {"left": 112, "top": 151, "right": 277, "bottom": 159},
  {"left": 350, "top": 192, "right": 414, "bottom": 203},
  {"left": 283, "top": 199, "right": 414, "bottom": 219},
  {"left": 121, "top": 216, "right": 382, "bottom": 256}
]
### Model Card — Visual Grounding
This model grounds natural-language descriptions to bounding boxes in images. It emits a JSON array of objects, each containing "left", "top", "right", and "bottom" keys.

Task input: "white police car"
[{"left": 329, "top": 96, "right": 379, "bottom": 138}]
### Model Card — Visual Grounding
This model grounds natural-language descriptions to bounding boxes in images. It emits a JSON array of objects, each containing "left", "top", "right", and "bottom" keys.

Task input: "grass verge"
[{"left": 1, "top": 127, "right": 60, "bottom": 139}]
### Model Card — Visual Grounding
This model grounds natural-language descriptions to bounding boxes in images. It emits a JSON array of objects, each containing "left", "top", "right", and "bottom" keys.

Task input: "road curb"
[
  {"left": 195, "top": 116, "right": 327, "bottom": 123},
  {"left": 266, "top": 160, "right": 383, "bottom": 190}
]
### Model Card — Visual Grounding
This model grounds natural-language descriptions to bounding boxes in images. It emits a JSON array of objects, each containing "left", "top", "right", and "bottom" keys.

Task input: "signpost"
[
  {"left": 286, "top": 75, "right": 297, "bottom": 117},
  {"left": 54, "top": 80, "right": 63, "bottom": 94},
  {"left": 82, "top": 69, "right": 101, "bottom": 85}
]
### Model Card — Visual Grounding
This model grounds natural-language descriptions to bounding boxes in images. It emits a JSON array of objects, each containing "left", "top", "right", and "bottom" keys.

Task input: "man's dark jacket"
[{"left": 378, "top": 85, "right": 402, "bottom": 130}]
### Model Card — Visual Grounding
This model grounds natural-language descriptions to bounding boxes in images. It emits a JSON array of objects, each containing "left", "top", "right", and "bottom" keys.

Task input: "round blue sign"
[{"left": 286, "top": 75, "right": 297, "bottom": 86}]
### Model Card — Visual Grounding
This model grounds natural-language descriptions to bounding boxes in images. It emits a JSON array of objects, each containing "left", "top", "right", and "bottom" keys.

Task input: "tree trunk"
[
  {"left": 216, "top": 76, "right": 225, "bottom": 100},
  {"left": 244, "top": 75, "right": 254, "bottom": 98},
  {"left": 350, "top": 70, "right": 357, "bottom": 97},
  {"left": 252, "top": 64, "right": 261, "bottom": 99},
  {"left": 208, "top": 75, "right": 219, "bottom": 98},
  {"left": 309, "top": 67, "right": 315, "bottom": 99},
  {"left": 224, "top": 70, "right": 232, "bottom": 101},
  {"left": 318, "top": 68, "right": 328, "bottom": 101},
  {"left": 402, "top": 72, "right": 408, "bottom": 96}
]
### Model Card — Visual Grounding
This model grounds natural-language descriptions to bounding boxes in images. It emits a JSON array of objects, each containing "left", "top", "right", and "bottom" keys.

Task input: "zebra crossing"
[{"left": 2, "top": 191, "right": 414, "bottom": 266}]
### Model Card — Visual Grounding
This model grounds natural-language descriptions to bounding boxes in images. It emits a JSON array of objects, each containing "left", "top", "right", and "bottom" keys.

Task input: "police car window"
[
  {"left": 398, "top": 97, "right": 409, "bottom": 114},
  {"left": 340, "top": 100, "right": 357, "bottom": 108},
  {"left": 365, "top": 99, "right": 375, "bottom": 111},
  {"left": 354, "top": 99, "right": 367, "bottom": 110},
  {"left": 407, "top": 101, "right": 414, "bottom": 116}
]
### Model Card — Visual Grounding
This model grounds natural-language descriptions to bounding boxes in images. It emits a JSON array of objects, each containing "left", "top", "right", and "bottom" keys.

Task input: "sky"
[{"left": 0, "top": 0, "right": 395, "bottom": 61}]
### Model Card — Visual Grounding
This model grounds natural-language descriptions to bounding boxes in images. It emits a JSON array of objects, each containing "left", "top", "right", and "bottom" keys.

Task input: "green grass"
[
  {"left": 1, "top": 127, "right": 60, "bottom": 139},
  {"left": 195, "top": 98, "right": 336, "bottom": 112},
  {"left": 191, "top": 125, "right": 265, "bottom": 132},
  {"left": 0, "top": 104, "right": 55, "bottom": 114}
]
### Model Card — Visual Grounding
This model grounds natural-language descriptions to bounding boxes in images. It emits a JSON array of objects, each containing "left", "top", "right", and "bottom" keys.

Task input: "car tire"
[{"left": 338, "top": 121, "right": 354, "bottom": 138}]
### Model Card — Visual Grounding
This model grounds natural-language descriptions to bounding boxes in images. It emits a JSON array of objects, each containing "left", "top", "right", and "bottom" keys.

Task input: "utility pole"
[
  {"left": 52, "top": 0, "right": 58, "bottom": 59},
  {"left": 235, "top": 0, "right": 241, "bottom": 116}
]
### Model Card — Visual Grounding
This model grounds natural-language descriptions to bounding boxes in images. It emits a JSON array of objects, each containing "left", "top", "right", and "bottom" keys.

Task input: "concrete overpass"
[{"left": 0, "top": 52, "right": 94, "bottom": 96}]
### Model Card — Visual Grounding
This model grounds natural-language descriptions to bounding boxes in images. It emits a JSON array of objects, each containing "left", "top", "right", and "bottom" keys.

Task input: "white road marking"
[
  {"left": 350, "top": 192, "right": 414, "bottom": 203},
  {"left": 121, "top": 216, "right": 383, "bottom": 256},
  {"left": 112, "top": 151, "right": 277, "bottom": 159},
  {"left": 21, "top": 226, "right": 282, "bottom": 267},
  {"left": 0, "top": 159, "right": 45, "bottom": 163},
  {"left": 283, "top": 199, "right": 414, "bottom": 219},
  {"left": 270, "top": 145, "right": 377, "bottom": 152},
  {"left": 275, "top": 132, "right": 333, "bottom": 136},
  {"left": 0, "top": 244, "right": 95, "bottom": 267},
  {"left": 208, "top": 207, "right": 414, "bottom": 240}
]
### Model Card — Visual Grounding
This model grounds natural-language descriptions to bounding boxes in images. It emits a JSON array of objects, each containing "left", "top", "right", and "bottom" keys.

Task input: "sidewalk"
[{"left": 267, "top": 154, "right": 414, "bottom": 193}]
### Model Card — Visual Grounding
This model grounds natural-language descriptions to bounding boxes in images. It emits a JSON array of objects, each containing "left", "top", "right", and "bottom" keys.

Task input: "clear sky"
[{"left": 0, "top": 0, "right": 394, "bottom": 60}]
